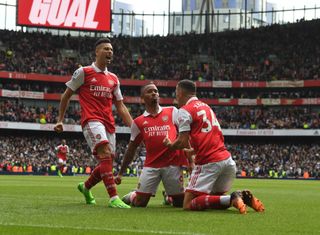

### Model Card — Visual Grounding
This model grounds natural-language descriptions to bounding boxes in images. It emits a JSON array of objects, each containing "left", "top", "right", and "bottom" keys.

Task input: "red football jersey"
[
  {"left": 131, "top": 106, "right": 187, "bottom": 168},
  {"left": 178, "top": 97, "right": 230, "bottom": 165},
  {"left": 56, "top": 145, "right": 69, "bottom": 161},
  {"left": 66, "top": 63, "right": 123, "bottom": 133}
]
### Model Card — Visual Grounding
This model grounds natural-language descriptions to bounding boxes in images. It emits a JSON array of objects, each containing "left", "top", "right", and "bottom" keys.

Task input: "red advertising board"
[{"left": 17, "top": 0, "right": 111, "bottom": 32}]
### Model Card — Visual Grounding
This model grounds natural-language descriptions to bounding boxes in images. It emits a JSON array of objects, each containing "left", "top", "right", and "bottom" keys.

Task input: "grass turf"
[{"left": 0, "top": 175, "right": 319, "bottom": 235}]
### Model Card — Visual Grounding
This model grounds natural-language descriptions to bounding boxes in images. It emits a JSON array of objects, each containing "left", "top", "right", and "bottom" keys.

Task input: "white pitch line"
[{"left": 0, "top": 222, "right": 208, "bottom": 235}]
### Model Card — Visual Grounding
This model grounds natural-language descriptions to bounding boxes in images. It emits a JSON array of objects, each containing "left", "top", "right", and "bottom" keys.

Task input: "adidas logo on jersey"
[
  {"left": 142, "top": 121, "right": 148, "bottom": 125},
  {"left": 91, "top": 77, "right": 97, "bottom": 82}
]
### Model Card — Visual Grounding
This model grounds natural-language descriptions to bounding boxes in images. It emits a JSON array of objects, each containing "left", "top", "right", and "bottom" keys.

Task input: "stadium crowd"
[
  {"left": 0, "top": 136, "right": 145, "bottom": 176},
  {"left": 1, "top": 98, "right": 319, "bottom": 129},
  {"left": 1, "top": 19, "right": 320, "bottom": 81},
  {"left": 1, "top": 79, "right": 320, "bottom": 99},
  {"left": 228, "top": 143, "right": 320, "bottom": 179},
  {"left": 0, "top": 136, "right": 319, "bottom": 179},
  {"left": 0, "top": 17, "right": 319, "bottom": 182}
]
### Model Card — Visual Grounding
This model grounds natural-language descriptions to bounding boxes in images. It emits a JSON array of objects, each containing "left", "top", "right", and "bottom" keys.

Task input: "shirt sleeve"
[
  {"left": 113, "top": 77, "right": 124, "bottom": 101},
  {"left": 66, "top": 67, "right": 85, "bottom": 91},
  {"left": 130, "top": 121, "right": 142, "bottom": 144},
  {"left": 172, "top": 106, "right": 179, "bottom": 127},
  {"left": 178, "top": 108, "right": 192, "bottom": 132}
]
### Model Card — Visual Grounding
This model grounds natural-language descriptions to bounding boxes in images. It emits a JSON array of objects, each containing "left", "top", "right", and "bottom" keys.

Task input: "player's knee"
[
  {"left": 133, "top": 195, "right": 150, "bottom": 207},
  {"left": 95, "top": 144, "right": 112, "bottom": 160}
]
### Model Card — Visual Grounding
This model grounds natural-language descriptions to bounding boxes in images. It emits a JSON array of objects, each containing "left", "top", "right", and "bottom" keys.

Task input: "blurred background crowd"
[{"left": 0, "top": 19, "right": 319, "bottom": 179}]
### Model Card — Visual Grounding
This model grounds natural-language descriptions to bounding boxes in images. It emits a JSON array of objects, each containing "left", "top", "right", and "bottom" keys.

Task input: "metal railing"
[{"left": 0, "top": 2, "right": 319, "bottom": 37}]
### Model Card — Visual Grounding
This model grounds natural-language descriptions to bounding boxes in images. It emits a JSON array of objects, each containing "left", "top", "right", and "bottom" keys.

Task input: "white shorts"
[
  {"left": 82, "top": 121, "right": 116, "bottom": 154},
  {"left": 136, "top": 166, "right": 184, "bottom": 196},
  {"left": 58, "top": 158, "right": 66, "bottom": 165},
  {"left": 186, "top": 157, "right": 236, "bottom": 195}
]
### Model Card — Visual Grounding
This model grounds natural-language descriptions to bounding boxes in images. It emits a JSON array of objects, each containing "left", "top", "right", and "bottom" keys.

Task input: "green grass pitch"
[{"left": 0, "top": 175, "right": 319, "bottom": 235}]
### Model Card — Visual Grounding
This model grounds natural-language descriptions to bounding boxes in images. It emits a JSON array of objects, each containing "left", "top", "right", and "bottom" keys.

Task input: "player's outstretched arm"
[
  {"left": 54, "top": 88, "right": 73, "bottom": 133},
  {"left": 114, "top": 100, "right": 133, "bottom": 127},
  {"left": 114, "top": 141, "right": 139, "bottom": 185}
]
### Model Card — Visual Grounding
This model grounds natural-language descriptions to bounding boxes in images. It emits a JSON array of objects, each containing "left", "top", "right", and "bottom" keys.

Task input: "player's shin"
[
  {"left": 85, "top": 165, "right": 102, "bottom": 190},
  {"left": 100, "top": 158, "right": 118, "bottom": 198},
  {"left": 122, "top": 191, "right": 137, "bottom": 205},
  {"left": 190, "top": 195, "right": 231, "bottom": 210}
]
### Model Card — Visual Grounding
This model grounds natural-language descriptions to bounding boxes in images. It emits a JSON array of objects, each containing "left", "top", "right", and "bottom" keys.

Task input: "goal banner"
[{"left": 17, "top": 0, "right": 111, "bottom": 32}]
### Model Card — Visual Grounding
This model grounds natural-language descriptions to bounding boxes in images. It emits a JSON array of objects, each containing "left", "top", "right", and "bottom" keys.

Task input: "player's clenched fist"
[
  {"left": 163, "top": 136, "right": 172, "bottom": 147},
  {"left": 114, "top": 174, "right": 122, "bottom": 185},
  {"left": 54, "top": 122, "right": 64, "bottom": 133}
]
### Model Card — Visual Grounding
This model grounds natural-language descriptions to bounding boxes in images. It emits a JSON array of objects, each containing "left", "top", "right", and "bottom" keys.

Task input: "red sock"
[
  {"left": 100, "top": 158, "right": 118, "bottom": 198},
  {"left": 166, "top": 196, "right": 173, "bottom": 204},
  {"left": 130, "top": 192, "right": 137, "bottom": 205},
  {"left": 85, "top": 165, "right": 101, "bottom": 190},
  {"left": 190, "top": 195, "right": 230, "bottom": 210},
  {"left": 59, "top": 165, "right": 64, "bottom": 173}
]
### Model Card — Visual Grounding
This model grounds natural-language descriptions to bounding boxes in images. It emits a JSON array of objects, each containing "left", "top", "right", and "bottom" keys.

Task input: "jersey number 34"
[{"left": 197, "top": 109, "right": 221, "bottom": 133}]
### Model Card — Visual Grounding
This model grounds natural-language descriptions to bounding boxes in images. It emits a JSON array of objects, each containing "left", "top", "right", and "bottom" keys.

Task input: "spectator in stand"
[
  {"left": 1, "top": 20, "right": 320, "bottom": 81},
  {"left": 1, "top": 98, "right": 319, "bottom": 129},
  {"left": 0, "top": 136, "right": 319, "bottom": 179}
]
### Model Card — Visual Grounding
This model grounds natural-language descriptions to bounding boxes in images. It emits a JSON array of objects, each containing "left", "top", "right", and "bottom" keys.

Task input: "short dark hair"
[
  {"left": 177, "top": 79, "right": 196, "bottom": 94},
  {"left": 95, "top": 38, "right": 111, "bottom": 49},
  {"left": 140, "top": 82, "right": 155, "bottom": 96}
]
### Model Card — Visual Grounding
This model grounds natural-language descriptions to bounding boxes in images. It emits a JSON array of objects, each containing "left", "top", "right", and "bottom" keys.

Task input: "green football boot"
[
  {"left": 108, "top": 197, "right": 131, "bottom": 208},
  {"left": 57, "top": 170, "right": 63, "bottom": 178},
  {"left": 77, "top": 182, "right": 96, "bottom": 205}
]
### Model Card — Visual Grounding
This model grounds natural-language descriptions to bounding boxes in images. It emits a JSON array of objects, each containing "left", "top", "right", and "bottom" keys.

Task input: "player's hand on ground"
[
  {"left": 114, "top": 174, "right": 122, "bottom": 185},
  {"left": 54, "top": 122, "right": 64, "bottom": 133}
]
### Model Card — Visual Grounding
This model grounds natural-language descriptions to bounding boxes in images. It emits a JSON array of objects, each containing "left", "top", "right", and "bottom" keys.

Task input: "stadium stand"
[
  {"left": 0, "top": 20, "right": 319, "bottom": 179},
  {"left": 0, "top": 20, "right": 320, "bottom": 81}
]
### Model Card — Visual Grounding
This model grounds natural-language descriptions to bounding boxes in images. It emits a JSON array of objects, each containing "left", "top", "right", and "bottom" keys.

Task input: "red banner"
[
  {"left": 304, "top": 80, "right": 320, "bottom": 87},
  {"left": 17, "top": 0, "right": 111, "bottom": 32},
  {"left": 1, "top": 89, "right": 320, "bottom": 106},
  {"left": 0, "top": 71, "right": 69, "bottom": 82},
  {"left": 232, "top": 81, "right": 267, "bottom": 88},
  {"left": 1, "top": 71, "right": 320, "bottom": 88}
]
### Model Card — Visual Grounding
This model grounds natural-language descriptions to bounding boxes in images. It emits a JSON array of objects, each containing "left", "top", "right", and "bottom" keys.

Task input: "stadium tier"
[
  {"left": 0, "top": 19, "right": 319, "bottom": 179},
  {"left": 1, "top": 19, "right": 320, "bottom": 81}
]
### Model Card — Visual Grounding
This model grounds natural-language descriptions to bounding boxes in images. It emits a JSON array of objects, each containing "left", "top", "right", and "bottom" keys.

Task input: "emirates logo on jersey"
[
  {"left": 90, "top": 85, "right": 112, "bottom": 98},
  {"left": 144, "top": 125, "right": 170, "bottom": 137},
  {"left": 108, "top": 80, "right": 114, "bottom": 86},
  {"left": 162, "top": 115, "right": 169, "bottom": 122}
]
